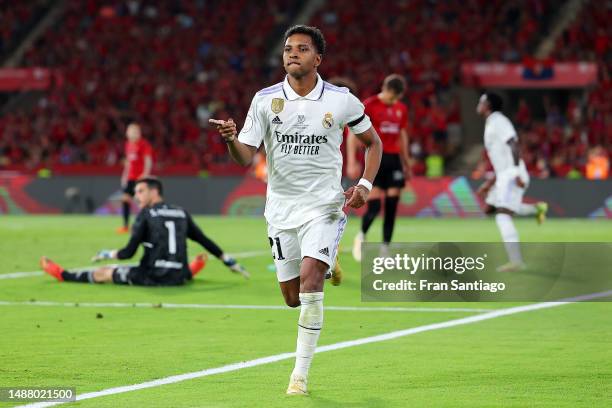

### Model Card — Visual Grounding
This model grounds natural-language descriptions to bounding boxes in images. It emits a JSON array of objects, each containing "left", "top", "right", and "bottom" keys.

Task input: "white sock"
[
  {"left": 495, "top": 213, "right": 523, "bottom": 264},
  {"left": 516, "top": 203, "right": 537, "bottom": 216},
  {"left": 292, "top": 292, "right": 324, "bottom": 379}
]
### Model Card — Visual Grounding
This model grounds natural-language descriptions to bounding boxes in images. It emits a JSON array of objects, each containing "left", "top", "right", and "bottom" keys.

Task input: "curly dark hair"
[{"left": 284, "top": 25, "right": 326, "bottom": 55}]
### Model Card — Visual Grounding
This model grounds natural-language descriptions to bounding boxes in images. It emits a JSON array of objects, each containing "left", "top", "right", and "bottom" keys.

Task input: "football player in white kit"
[
  {"left": 476, "top": 92, "right": 548, "bottom": 272},
  {"left": 210, "top": 25, "right": 382, "bottom": 395}
]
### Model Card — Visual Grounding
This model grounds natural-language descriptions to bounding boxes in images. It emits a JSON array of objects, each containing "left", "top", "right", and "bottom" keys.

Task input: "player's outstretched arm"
[
  {"left": 344, "top": 126, "right": 382, "bottom": 208},
  {"left": 112, "top": 214, "right": 146, "bottom": 260},
  {"left": 209, "top": 118, "right": 257, "bottom": 166},
  {"left": 186, "top": 213, "right": 224, "bottom": 259},
  {"left": 186, "top": 212, "right": 250, "bottom": 279}
]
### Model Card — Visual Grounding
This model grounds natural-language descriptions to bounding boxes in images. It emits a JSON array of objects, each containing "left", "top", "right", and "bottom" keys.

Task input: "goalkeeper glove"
[
  {"left": 92, "top": 249, "right": 117, "bottom": 262},
  {"left": 222, "top": 256, "right": 237, "bottom": 267},
  {"left": 222, "top": 255, "right": 250, "bottom": 279}
]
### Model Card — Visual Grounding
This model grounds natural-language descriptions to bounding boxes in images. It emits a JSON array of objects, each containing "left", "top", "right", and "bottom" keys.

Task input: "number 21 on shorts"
[{"left": 268, "top": 236, "right": 286, "bottom": 260}]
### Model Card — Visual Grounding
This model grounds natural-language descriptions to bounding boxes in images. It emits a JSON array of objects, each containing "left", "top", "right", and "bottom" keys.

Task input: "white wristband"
[{"left": 357, "top": 178, "right": 373, "bottom": 191}]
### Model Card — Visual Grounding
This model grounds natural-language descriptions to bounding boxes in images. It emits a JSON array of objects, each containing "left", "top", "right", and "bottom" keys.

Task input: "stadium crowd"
[
  {"left": 549, "top": 0, "right": 610, "bottom": 178},
  {"left": 473, "top": 0, "right": 610, "bottom": 180},
  {"left": 293, "top": 0, "right": 554, "bottom": 175},
  {"left": 0, "top": 0, "right": 51, "bottom": 59},
  {"left": 0, "top": 0, "right": 608, "bottom": 179},
  {"left": 1, "top": 0, "right": 296, "bottom": 171}
]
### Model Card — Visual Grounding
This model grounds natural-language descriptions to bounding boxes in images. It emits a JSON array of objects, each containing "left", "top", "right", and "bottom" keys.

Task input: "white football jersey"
[
  {"left": 484, "top": 111, "right": 518, "bottom": 175},
  {"left": 238, "top": 73, "right": 372, "bottom": 229}
]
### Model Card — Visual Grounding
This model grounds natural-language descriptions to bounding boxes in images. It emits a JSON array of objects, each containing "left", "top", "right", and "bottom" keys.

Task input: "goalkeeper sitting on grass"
[{"left": 41, "top": 177, "right": 249, "bottom": 286}]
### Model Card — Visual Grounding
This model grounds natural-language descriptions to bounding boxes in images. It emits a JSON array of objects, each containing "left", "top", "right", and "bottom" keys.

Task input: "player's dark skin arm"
[
  {"left": 508, "top": 137, "right": 520, "bottom": 167},
  {"left": 344, "top": 126, "right": 383, "bottom": 208},
  {"left": 356, "top": 126, "right": 383, "bottom": 183},
  {"left": 507, "top": 137, "right": 526, "bottom": 188},
  {"left": 227, "top": 140, "right": 257, "bottom": 166}
]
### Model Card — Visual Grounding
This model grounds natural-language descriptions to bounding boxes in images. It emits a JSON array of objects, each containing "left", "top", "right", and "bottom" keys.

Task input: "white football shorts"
[
  {"left": 486, "top": 166, "right": 530, "bottom": 213},
  {"left": 266, "top": 211, "right": 347, "bottom": 282}
]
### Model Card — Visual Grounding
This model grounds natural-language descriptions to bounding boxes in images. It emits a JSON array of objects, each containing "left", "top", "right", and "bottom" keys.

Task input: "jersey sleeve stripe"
[{"left": 347, "top": 114, "right": 365, "bottom": 127}]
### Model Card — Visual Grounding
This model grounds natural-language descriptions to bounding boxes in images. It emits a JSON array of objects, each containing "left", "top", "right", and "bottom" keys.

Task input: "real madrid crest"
[
  {"left": 322, "top": 112, "right": 334, "bottom": 129},
  {"left": 271, "top": 98, "right": 284, "bottom": 114}
]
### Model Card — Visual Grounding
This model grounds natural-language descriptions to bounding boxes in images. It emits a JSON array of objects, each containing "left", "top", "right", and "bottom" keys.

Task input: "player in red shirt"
[
  {"left": 118, "top": 122, "right": 153, "bottom": 233},
  {"left": 347, "top": 74, "right": 411, "bottom": 261}
]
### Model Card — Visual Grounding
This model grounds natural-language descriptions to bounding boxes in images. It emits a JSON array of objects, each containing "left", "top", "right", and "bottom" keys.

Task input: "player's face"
[
  {"left": 283, "top": 34, "right": 321, "bottom": 78},
  {"left": 383, "top": 88, "right": 403, "bottom": 104},
  {"left": 134, "top": 183, "right": 152, "bottom": 208},
  {"left": 126, "top": 124, "right": 141, "bottom": 142}
]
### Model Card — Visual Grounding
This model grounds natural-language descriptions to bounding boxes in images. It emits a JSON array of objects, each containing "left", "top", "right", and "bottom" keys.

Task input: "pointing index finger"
[{"left": 208, "top": 119, "right": 226, "bottom": 126}]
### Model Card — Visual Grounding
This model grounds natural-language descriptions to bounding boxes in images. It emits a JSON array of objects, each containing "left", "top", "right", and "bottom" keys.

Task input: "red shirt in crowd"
[
  {"left": 363, "top": 95, "right": 408, "bottom": 154},
  {"left": 125, "top": 138, "right": 153, "bottom": 180}
]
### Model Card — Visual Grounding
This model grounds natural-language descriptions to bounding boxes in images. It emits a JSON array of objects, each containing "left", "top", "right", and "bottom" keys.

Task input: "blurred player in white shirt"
[
  {"left": 210, "top": 25, "right": 382, "bottom": 395},
  {"left": 476, "top": 92, "right": 547, "bottom": 272}
]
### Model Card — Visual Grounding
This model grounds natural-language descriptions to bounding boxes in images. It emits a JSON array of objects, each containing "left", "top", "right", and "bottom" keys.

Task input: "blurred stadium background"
[{"left": 0, "top": 0, "right": 609, "bottom": 217}]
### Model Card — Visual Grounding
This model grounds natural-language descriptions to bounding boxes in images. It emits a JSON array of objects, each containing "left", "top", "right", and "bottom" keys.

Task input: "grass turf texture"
[{"left": 0, "top": 216, "right": 610, "bottom": 407}]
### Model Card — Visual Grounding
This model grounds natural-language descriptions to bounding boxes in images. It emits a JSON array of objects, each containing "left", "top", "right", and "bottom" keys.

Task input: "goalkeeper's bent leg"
[{"left": 63, "top": 267, "right": 113, "bottom": 283}]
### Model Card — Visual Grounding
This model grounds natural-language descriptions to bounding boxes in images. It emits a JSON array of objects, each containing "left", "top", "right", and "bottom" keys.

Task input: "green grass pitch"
[{"left": 0, "top": 216, "right": 611, "bottom": 407}]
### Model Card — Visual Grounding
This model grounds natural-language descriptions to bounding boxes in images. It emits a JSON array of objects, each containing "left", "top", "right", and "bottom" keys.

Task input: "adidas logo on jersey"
[
  {"left": 271, "top": 116, "right": 283, "bottom": 124},
  {"left": 318, "top": 247, "right": 329, "bottom": 257}
]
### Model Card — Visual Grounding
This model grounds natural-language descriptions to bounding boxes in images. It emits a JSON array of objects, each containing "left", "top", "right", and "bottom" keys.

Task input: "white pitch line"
[
  {"left": 0, "top": 250, "right": 271, "bottom": 281},
  {"left": 0, "top": 271, "right": 43, "bottom": 279},
  {"left": 227, "top": 250, "right": 270, "bottom": 258},
  {"left": 16, "top": 289, "right": 612, "bottom": 408},
  {"left": 0, "top": 300, "right": 490, "bottom": 313}
]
